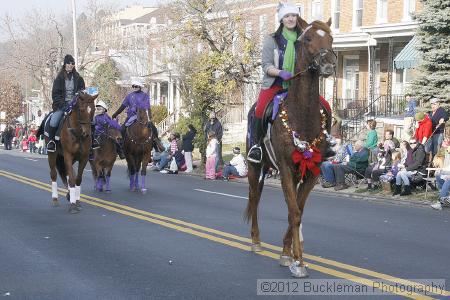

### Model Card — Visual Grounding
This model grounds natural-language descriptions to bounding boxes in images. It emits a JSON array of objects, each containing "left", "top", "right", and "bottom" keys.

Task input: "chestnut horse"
[
  {"left": 90, "top": 122, "right": 122, "bottom": 192},
  {"left": 124, "top": 108, "right": 154, "bottom": 194},
  {"left": 245, "top": 17, "right": 336, "bottom": 277},
  {"left": 48, "top": 92, "right": 97, "bottom": 213}
]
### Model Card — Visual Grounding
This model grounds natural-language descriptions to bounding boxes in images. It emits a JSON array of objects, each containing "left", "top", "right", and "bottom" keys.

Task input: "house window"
[
  {"left": 403, "top": 0, "right": 415, "bottom": 21},
  {"left": 353, "top": 0, "right": 363, "bottom": 29},
  {"left": 332, "top": 0, "right": 340, "bottom": 31},
  {"left": 311, "top": 0, "right": 322, "bottom": 21},
  {"left": 377, "top": 0, "right": 388, "bottom": 23}
]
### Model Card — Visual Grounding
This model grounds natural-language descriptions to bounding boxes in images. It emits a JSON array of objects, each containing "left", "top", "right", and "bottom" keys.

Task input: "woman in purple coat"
[{"left": 93, "top": 100, "right": 125, "bottom": 159}]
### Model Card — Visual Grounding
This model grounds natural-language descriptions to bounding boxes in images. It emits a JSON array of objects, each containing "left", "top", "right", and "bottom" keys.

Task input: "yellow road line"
[{"left": 0, "top": 170, "right": 446, "bottom": 299}]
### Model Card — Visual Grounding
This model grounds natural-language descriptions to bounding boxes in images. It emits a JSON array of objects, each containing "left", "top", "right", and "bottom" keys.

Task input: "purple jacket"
[
  {"left": 122, "top": 91, "right": 150, "bottom": 118},
  {"left": 94, "top": 113, "right": 121, "bottom": 135}
]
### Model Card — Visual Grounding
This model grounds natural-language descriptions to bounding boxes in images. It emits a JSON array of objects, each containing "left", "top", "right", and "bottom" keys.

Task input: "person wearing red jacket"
[
  {"left": 414, "top": 112, "right": 432, "bottom": 147},
  {"left": 28, "top": 133, "right": 37, "bottom": 153}
]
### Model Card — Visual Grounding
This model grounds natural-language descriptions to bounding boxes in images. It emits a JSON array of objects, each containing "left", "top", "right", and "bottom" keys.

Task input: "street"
[{"left": 1, "top": 150, "right": 450, "bottom": 299}]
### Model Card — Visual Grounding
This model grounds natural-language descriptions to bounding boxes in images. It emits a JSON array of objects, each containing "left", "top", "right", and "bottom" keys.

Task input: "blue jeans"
[
  {"left": 320, "top": 161, "right": 336, "bottom": 183},
  {"left": 395, "top": 170, "right": 414, "bottom": 185},
  {"left": 430, "top": 133, "right": 444, "bottom": 157},
  {"left": 436, "top": 174, "right": 450, "bottom": 198},
  {"left": 49, "top": 110, "right": 64, "bottom": 127},
  {"left": 157, "top": 153, "right": 170, "bottom": 170},
  {"left": 223, "top": 165, "right": 239, "bottom": 178}
]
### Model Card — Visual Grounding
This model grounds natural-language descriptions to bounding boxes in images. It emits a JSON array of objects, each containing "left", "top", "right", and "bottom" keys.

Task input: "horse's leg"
[
  {"left": 140, "top": 152, "right": 150, "bottom": 194},
  {"left": 246, "top": 162, "right": 265, "bottom": 252},
  {"left": 125, "top": 153, "right": 136, "bottom": 191},
  {"left": 105, "top": 168, "right": 112, "bottom": 193},
  {"left": 74, "top": 156, "right": 90, "bottom": 210},
  {"left": 134, "top": 155, "right": 141, "bottom": 191},
  {"left": 48, "top": 153, "right": 59, "bottom": 207},
  {"left": 64, "top": 156, "right": 79, "bottom": 214},
  {"left": 278, "top": 163, "right": 307, "bottom": 278},
  {"left": 90, "top": 160, "right": 98, "bottom": 190}
]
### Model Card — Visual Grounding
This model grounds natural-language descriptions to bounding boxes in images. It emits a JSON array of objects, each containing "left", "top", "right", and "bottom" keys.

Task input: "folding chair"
[{"left": 425, "top": 168, "right": 438, "bottom": 199}]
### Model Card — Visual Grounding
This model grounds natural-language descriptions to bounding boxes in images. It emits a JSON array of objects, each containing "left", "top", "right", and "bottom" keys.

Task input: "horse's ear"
[
  {"left": 92, "top": 94, "right": 99, "bottom": 101},
  {"left": 326, "top": 17, "right": 332, "bottom": 27},
  {"left": 297, "top": 16, "right": 308, "bottom": 31}
]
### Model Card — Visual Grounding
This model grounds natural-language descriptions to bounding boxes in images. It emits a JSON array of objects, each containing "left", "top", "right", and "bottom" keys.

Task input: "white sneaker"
[
  {"left": 440, "top": 196, "right": 450, "bottom": 207},
  {"left": 431, "top": 202, "right": 443, "bottom": 210},
  {"left": 159, "top": 169, "right": 168, "bottom": 174}
]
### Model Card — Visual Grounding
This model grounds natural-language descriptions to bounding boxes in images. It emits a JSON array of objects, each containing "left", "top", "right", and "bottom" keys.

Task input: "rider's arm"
[
  {"left": 51, "top": 76, "right": 65, "bottom": 109},
  {"left": 261, "top": 35, "right": 284, "bottom": 78},
  {"left": 111, "top": 105, "right": 126, "bottom": 119}
]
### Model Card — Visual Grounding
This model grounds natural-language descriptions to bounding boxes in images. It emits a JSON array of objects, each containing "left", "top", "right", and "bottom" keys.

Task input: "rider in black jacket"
[{"left": 47, "top": 54, "right": 85, "bottom": 152}]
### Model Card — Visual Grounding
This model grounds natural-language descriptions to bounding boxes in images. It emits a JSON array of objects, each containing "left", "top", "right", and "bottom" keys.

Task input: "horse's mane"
[{"left": 310, "top": 20, "right": 331, "bottom": 34}]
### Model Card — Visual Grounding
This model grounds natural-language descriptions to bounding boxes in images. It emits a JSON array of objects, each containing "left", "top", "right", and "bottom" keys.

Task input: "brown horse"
[
  {"left": 124, "top": 108, "right": 154, "bottom": 194},
  {"left": 245, "top": 17, "right": 336, "bottom": 277},
  {"left": 89, "top": 122, "right": 122, "bottom": 193},
  {"left": 48, "top": 92, "right": 97, "bottom": 213}
]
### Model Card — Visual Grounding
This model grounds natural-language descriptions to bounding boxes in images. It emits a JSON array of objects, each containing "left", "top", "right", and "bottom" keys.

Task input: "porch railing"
[
  {"left": 156, "top": 112, "right": 176, "bottom": 137},
  {"left": 337, "top": 94, "right": 406, "bottom": 142}
]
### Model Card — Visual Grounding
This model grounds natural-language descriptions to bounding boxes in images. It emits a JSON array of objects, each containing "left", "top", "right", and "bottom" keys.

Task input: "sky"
[{"left": 0, "top": 0, "right": 164, "bottom": 17}]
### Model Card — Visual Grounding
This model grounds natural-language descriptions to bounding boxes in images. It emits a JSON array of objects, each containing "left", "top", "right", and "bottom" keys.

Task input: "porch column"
[
  {"left": 156, "top": 82, "right": 161, "bottom": 106},
  {"left": 150, "top": 83, "right": 156, "bottom": 105},
  {"left": 168, "top": 80, "right": 174, "bottom": 114},
  {"left": 175, "top": 80, "right": 181, "bottom": 119}
]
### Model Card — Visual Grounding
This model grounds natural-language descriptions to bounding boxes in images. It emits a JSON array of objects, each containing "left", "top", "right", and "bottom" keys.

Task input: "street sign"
[{"left": 86, "top": 87, "right": 99, "bottom": 95}]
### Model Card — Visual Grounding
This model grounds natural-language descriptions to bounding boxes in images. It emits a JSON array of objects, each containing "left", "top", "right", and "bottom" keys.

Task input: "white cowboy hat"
[
  {"left": 131, "top": 78, "right": 144, "bottom": 87},
  {"left": 95, "top": 100, "right": 108, "bottom": 111}
]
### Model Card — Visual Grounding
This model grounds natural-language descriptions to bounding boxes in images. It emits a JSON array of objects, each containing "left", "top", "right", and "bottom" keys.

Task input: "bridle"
[
  {"left": 67, "top": 94, "right": 94, "bottom": 139},
  {"left": 286, "top": 25, "right": 337, "bottom": 82}
]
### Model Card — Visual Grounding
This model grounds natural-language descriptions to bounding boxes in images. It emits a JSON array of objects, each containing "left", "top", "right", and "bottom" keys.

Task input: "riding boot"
[
  {"left": 46, "top": 126, "right": 57, "bottom": 152},
  {"left": 392, "top": 184, "right": 402, "bottom": 196},
  {"left": 115, "top": 141, "right": 125, "bottom": 159},
  {"left": 247, "top": 118, "right": 263, "bottom": 164}
]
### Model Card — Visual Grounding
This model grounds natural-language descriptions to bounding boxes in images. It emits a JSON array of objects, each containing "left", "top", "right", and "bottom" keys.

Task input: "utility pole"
[{"left": 71, "top": 0, "right": 78, "bottom": 68}]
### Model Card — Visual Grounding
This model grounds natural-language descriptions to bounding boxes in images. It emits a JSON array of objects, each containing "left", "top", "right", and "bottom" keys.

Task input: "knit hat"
[
  {"left": 233, "top": 147, "right": 241, "bottom": 155},
  {"left": 415, "top": 112, "right": 425, "bottom": 121},
  {"left": 63, "top": 54, "right": 75, "bottom": 65},
  {"left": 277, "top": 2, "right": 299, "bottom": 23},
  {"left": 430, "top": 97, "right": 440, "bottom": 105}
]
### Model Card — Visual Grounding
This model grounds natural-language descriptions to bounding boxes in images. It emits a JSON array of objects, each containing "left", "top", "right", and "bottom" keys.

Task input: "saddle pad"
[{"left": 125, "top": 115, "right": 137, "bottom": 127}]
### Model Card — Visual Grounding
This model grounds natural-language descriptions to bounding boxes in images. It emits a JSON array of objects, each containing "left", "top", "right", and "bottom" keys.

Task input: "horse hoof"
[
  {"left": 289, "top": 261, "right": 309, "bottom": 278},
  {"left": 141, "top": 188, "right": 147, "bottom": 194},
  {"left": 52, "top": 199, "right": 59, "bottom": 207},
  {"left": 68, "top": 203, "right": 80, "bottom": 214},
  {"left": 279, "top": 255, "right": 293, "bottom": 267},
  {"left": 75, "top": 200, "right": 82, "bottom": 210},
  {"left": 130, "top": 187, "right": 136, "bottom": 192},
  {"left": 106, "top": 190, "right": 111, "bottom": 193},
  {"left": 251, "top": 243, "right": 263, "bottom": 252}
]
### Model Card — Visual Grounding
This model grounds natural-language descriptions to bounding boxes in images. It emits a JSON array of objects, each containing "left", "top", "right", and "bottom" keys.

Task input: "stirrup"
[
  {"left": 247, "top": 144, "right": 262, "bottom": 164},
  {"left": 47, "top": 140, "right": 56, "bottom": 152},
  {"left": 92, "top": 139, "right": 100, "bottom": 150}
]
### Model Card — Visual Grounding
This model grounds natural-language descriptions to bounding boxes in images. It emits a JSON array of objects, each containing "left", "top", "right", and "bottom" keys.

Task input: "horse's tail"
[{"left": 56, "top": 154, "right": 67, "bottom": 186}]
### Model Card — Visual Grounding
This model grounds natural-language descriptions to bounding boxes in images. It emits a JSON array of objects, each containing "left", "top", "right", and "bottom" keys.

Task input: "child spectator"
[
  {"left": 431, "top": 146, "right": 450, "bottom": 210},
  {"left": 182, "top": 124, "right": 196, "bottom": 173},
  {"left": 205, "top": 131, "right": 218, "bottom": 180},
  {"left": 21, "top": 135, "right": 29, "bottom": 152},
  {"left": 379, "top": 151, "right": 402, "bottom": 193},
  {"left": 222, "top": 147, "right": 247, "bottom": 180},
  {"left": 28, "top": 133, "right": 37, "bottom": 153}
]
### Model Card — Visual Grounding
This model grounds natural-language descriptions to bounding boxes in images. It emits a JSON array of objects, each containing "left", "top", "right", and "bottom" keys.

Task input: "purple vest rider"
[
  {"left": 94, "top": 113, "right": 121, "bottom": 137},
  {"left": 111, "top": 79, "right": 152, "bottom": 125}
]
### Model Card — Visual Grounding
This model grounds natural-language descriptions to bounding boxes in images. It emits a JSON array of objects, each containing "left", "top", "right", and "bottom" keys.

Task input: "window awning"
[{"left": 394, "top": 36, "right": 420, "bottom": 69}]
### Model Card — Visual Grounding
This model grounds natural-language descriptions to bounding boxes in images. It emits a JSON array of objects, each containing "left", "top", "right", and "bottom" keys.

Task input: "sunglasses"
[{"left": 132, "top": 85, "right": 141, "bottom": 88}]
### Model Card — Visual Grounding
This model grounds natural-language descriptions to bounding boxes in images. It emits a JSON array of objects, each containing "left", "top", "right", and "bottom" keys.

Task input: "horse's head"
[
  {"left": 296, "top": 17, "right": 336, "bottom": 77},
  {"left": 76, "top": 92, "right": 98, "bottom": 138},
  {"left": 107, "top": 120, "right": 123, "bottom": 143},
  {"left": 136, "top": 108, "right": 149, "bottom": 125}
]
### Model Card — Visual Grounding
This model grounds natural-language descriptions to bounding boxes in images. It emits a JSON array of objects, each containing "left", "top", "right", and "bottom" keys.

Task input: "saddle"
[{"left": 42, "top": 112, "right": 68, "bottom": 141}]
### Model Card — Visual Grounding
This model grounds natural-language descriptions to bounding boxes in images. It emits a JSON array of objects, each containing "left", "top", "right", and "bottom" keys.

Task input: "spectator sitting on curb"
[
  {"left": 222, "top": 147, "right": 248, "bottom": 181},
  {"left": 379, "top": 151, "right": 402, "bottom": 193},
  {"left": 157, "top": 133, "right": 180, "bottom": 172},
  {"left": 332, "top": 140, "right": 369, "bottom": 191},
  {"left": 365, "top": 140, "right": 395, "bottom": 190},
  {"left": 431, "top": 147, "right": 450, "bottom": 210},
  {"left": 393, "top": 139, "right": 427, "bottom": 196},
  {"left": 320, "top": 138, "right": 348, "bottom": 188}
]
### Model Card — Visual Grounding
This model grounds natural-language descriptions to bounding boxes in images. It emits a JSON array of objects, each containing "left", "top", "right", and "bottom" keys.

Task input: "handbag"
[
  {"left": 410, "top": 172, "right": 423, "bottom": 183},
  {"left": 169, "top": 157, "right": 178, "bottom": 172}
]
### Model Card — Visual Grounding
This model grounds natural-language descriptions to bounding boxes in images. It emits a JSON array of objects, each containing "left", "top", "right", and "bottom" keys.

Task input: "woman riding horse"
[
  {"left": 247, "top": 3, "right": 333, "bottom": 164},
  {"left": 47, "top": 54, "right": 85, "bottom": 152},
  {"left": 245, "top": 2, "right": 336, "bottom": 278}
]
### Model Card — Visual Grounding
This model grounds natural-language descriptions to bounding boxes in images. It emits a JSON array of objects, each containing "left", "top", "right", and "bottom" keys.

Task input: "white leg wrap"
[
  {"left": 69, "top": 187, "right": 76, "bottom": 204},
  {"left": 299, "top": 223, "right": 304, "bottom": 242},
  {"left": 51, "top": 182, "right": 58, "bottom": 199},
  {"left": 75, "top": 185, "right": 81, "bottom": 201}
]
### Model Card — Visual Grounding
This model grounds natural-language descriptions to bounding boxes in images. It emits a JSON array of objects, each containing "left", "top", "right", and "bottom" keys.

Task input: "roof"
[{"left": 394, "top": 36, "right": 420, "bottom": 69}]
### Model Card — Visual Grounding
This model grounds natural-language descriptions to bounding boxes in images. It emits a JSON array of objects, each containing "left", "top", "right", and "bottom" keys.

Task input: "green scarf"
[{"left": 281, "top": 27, "right": 297, "bottom": 89}]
